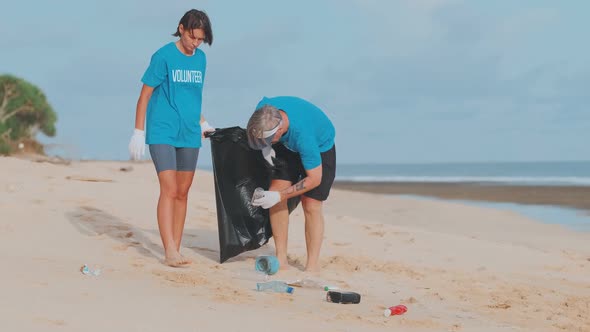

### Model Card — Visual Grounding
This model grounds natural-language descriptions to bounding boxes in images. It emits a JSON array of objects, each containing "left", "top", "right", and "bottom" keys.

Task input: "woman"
[{"left": 128, "top": 9, "right": 215, "bottom": 267}]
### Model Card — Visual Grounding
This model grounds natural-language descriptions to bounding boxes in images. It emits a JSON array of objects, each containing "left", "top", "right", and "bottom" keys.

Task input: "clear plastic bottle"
[
  {"left": 251, "top": 187, "right": 265, "bottom": 204},
  {"left": 256, "top": 280, "right": 294, "bottom": 294}
]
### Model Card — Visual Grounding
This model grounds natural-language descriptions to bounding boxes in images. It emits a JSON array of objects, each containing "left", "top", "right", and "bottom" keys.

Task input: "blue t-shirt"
[
  {"left": 256, "top": 96, "right": 336, "bottom": 170},
  {"left": 141, "top": 42, "right": 206, "bottom": 148}
]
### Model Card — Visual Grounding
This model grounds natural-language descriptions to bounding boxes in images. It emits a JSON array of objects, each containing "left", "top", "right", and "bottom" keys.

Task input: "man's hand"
[
  {"left": 252, "top": 190, "right": 281, "bottom": 209},
  {"left": 201, "top": 121, "right": 215, "bottom": 138},
  {"left": 128, "top": 129, "right": 145, "bottom": 160}
]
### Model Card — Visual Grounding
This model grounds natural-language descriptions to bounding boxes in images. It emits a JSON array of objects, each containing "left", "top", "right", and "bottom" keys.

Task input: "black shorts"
[{"left": 271, "top": 143, "right": 336, "bottom": 201}]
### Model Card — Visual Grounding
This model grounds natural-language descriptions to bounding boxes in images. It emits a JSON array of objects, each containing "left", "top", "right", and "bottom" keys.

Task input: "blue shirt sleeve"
[
  {"left": 141, "top": 52, "right": 167, "bottom": 87},
  {"left": 296, "top": 134, "right": 322, "bottom": 170}
]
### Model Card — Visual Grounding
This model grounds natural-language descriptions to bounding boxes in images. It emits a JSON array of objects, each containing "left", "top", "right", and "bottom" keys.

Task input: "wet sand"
[{"left": 333, "top": 181, "right": 590, "bottom": 213}]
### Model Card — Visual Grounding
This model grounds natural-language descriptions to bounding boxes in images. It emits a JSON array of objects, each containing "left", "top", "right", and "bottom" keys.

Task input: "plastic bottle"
[
  {"left": 251, "top": 187, "right": 265, "bottom": 204},
  {"left": 255, "top": 255, "right": 280, "bottom": 275},
  {"left": 383, "top": 304, "right": 407, "bottom": 317},
  {"left": 256, "top": 280, "right": 294, "bottom": 294}
]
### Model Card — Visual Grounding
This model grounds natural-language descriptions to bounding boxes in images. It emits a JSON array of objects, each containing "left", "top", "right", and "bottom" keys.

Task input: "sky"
[{"left": 1, "top": 0, "right": 589, "bottom": 164}]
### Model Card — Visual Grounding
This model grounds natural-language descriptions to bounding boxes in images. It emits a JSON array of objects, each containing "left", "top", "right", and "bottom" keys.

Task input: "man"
[{"left": 246, "top": 96, "right": 336, "bottom": 273}]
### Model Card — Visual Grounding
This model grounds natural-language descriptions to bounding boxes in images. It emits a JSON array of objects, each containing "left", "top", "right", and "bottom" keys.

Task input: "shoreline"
[{"left": 333, "top": 181, "right": 590, "bottom": 213}]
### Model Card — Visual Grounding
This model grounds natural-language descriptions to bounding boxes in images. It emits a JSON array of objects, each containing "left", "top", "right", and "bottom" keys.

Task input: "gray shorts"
[{"left": 149, "top": 144, "right": 200, "bottom": 173}]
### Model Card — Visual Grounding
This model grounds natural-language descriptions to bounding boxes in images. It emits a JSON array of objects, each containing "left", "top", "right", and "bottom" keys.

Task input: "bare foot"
[
  {"left": 180, "top": 254, "right": 193, "bottom": 264},
  {"left": 304, "top": 265, "right": 321, "bottom": 276},
  {"left": 278, "top": 257, "right": 290, "bottom": 270},
  {"left": 164, "top": 251, "right": 191, "bottom": 267}
]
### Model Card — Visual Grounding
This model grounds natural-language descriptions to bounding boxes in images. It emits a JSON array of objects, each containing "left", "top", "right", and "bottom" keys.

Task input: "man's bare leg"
[
  {"left": 301, "top": 196, "right": 324, "bottom": 273},
  {"left": 269, "top": 179, "right": 292, "bottom": 270}
]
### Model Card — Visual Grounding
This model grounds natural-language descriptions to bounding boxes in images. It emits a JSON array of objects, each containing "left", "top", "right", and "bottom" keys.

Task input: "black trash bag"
[{"left": 208, "top": 127, "right": 300, "bottom": 263}]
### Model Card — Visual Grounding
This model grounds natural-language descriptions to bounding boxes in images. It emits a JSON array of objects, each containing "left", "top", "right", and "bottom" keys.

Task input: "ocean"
[
  {"left": 335, "top": 161, "right": 590, "bottom": 186},
  {"left": 199, "top": 161, "right": 590, "bottom": 231}
]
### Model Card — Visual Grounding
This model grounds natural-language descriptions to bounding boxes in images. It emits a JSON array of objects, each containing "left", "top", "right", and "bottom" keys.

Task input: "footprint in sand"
[
  {"left": 334, "top": 280, "right": 351, "bottom": 288},
  {"left": 403, "top": 296, "right": 418, "bottom": 304},
  {"left": 331, "top": 242, "right": 351, "bottom": 247},
  {"left": 427, "top": 291, "right": 445, "bottom": 301},
  {"left": 450, "top": 323, "right": 462, "bottom": 332},
  {"left": 152, "top": 269, "right": 208, "bottom": 287},
  {"left": 286, "top": 254, "right": 306, "bottom": 270},
  {"left": 67, "top": 206, "right": 159, "bottom": 259},
  {"left": 368, "top": 230, "right": 386, "bottom": 237},
  {"left": 33, "top": 318, "right": 66, "bottom": 326},
  {"left": 212, "top": 286, "right": 253, "bottom": 304},
  {"left": 113, "top": 241, "right": 141, "bottom": 251},
  {"left": 187, "top": 246, "right": 216, "bottom": 253},
  {"left": 131, "top": 259, "right": 145, "bottom": 268}
]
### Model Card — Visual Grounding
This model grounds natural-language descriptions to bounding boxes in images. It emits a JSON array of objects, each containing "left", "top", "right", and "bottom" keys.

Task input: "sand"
[{"left": 1, "top": 156, "right": 589, "bottom": 331}]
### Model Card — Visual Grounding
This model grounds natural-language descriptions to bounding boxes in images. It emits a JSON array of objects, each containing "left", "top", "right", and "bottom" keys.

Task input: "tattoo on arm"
[
  {"left": 282, "top": 179, "right": 306, "bottom": 196},
  {"left": 295, "top": 180, "right": 305, "bottom": 191}
]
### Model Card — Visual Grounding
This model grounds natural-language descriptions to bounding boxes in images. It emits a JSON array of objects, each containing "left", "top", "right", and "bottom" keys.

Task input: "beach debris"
[
  {"left": 287, "top": 278, "right": 322, "bottom": 289},
  {"left": 488, "top": 302, "right": 511, "bottom": 309},
  {"left": 119, "top": 166, "right": 134, "bottom": 172},
  {"left": 31, "top": 155, "right": 71, "bottom": 165},
  {"left": 254, "top": 255, "right": 279, "bottom": 275},
  {"left": 324, "top": 285, "right": 339, "bottom": 291},
  {"left": 256, "top": 280, "right": 294, "bottom": 294},
  {"left": 66, "top": 175, "right": 114, "bottom": 183},
  {"left": 80, "top": 264, "right": 101, "bottom": 277},
  {"left": 384, "top": 304, "right": 408, "bottom": 317},
  {"left": 326, "top": 291, "right": 361, "bottom": 304}
]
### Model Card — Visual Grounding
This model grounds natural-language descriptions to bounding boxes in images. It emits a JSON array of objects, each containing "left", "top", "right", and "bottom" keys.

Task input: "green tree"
[{"left": 0, "top": 74, "right": 57, "bottom": 155}]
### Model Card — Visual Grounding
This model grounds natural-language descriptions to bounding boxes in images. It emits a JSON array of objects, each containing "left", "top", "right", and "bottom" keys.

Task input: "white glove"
[
  {"left": 128, "top": 129, "right": 145, "bottom": 161},
  {"left": 252, "top": 190, "right": 281, "bottom": 209},
  {"left": 201, "top": 121, "right": 215, "bottom": 137},
  {"left": 262, "top": 146, "right": 276, "bottom": 166}
]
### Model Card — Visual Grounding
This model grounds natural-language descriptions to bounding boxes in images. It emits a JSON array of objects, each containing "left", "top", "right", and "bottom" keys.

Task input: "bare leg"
[
  {"left": 156, "top": 170, "right": 190, "bottom": 267},
  {"left": 301, "top": 196, "right": 324, "bottom": 273},
  {"left": 173, "top": 171, "right": 196, "bottom": 256},
  {"left": 269, "top": 179, "right": 292, "bottom": 270}
]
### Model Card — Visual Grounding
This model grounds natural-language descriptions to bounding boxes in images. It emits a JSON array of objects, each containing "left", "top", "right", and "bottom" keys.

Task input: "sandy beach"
[{"left": 1, "top": 156, "right": 589, "bottom": 332}]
